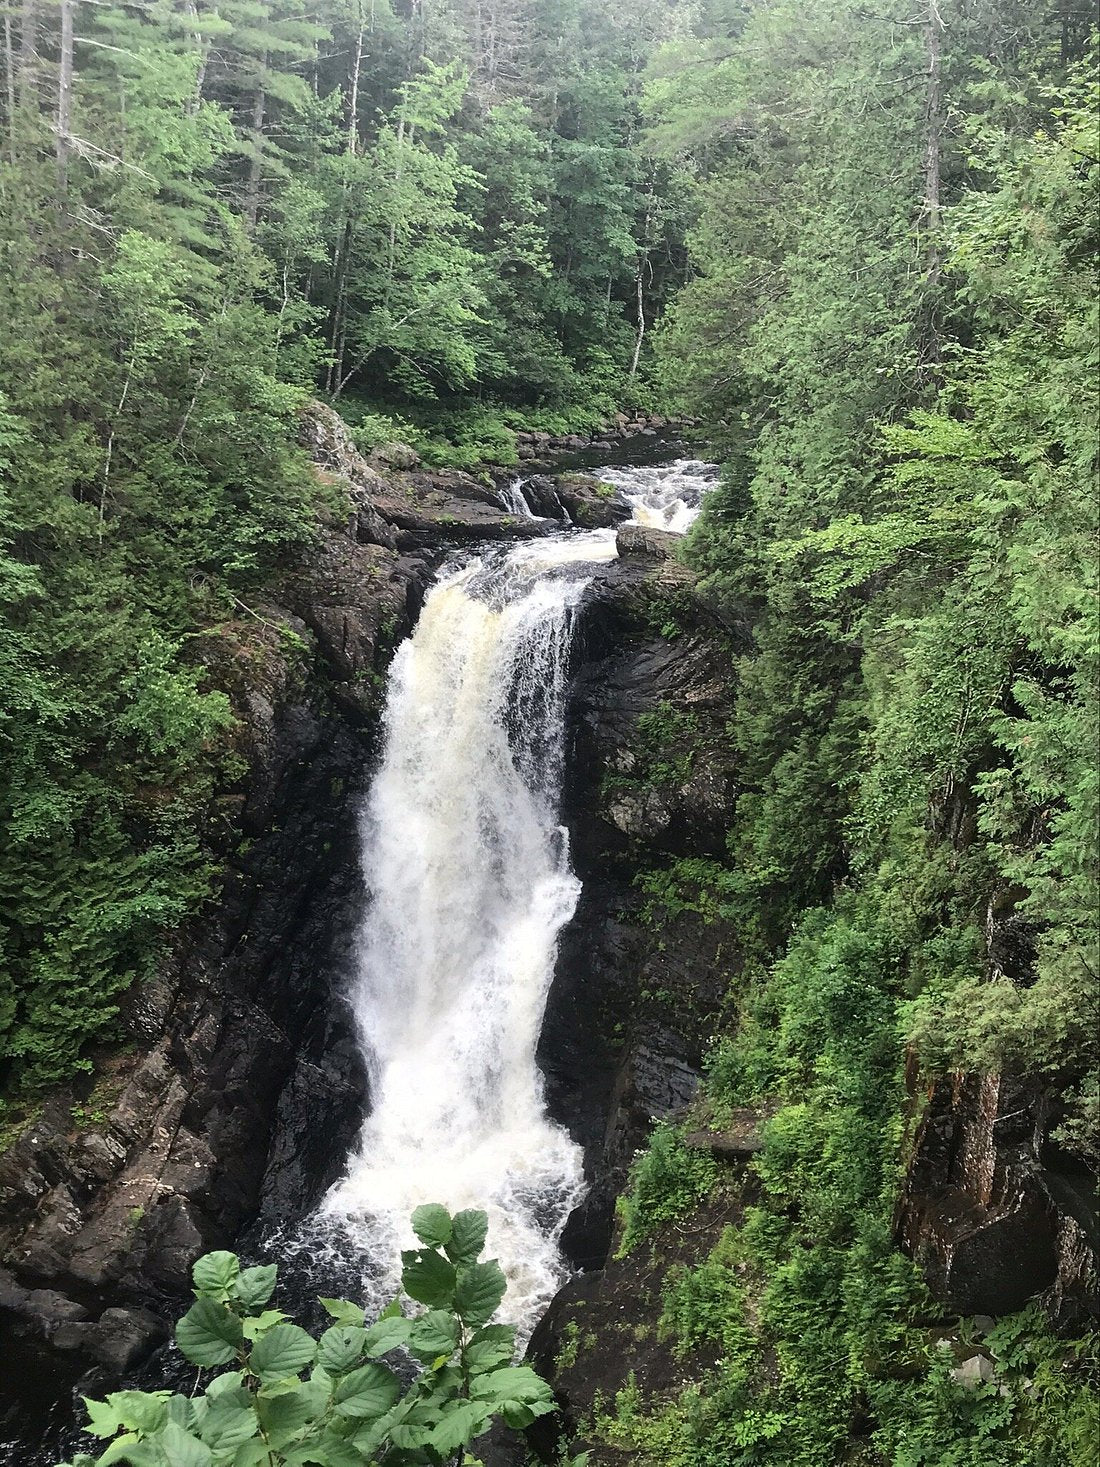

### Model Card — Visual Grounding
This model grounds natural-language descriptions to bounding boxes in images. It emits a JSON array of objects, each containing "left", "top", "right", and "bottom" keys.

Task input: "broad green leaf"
[
  {"left": 332, "top": 1361, "right": 402, "bottom": 1419},
  {"left": 83, "top": 1398, "right": 124, "bottom": 1439},
  {"left": 407, "top": 1309, "right": 459, "bottom": 1365},
  {"left": 192, "top": 1252, "right": 240, "bottom": 1297},
  {"left": 231, "top": 1445, "right": 271, "bottom": 1467},
  {"left": 410, "top": 1203, "right": 452, "bottom": 1247},
  {"left": 94, "top": 1435, "right": 151, "bottom": 1466},
  {"left": 257, "top": 1376, "right": 308, "bottom": 1399},
  {"left": 106, "top": 1391, "right": 171, "bottom": 1435},
  {"left": 282, "top": 1439, "right": 364, "bottom": 1467},
  {"left": 388, "top": 1422, "right": 435, "bottom": 1449},
  {"left": 205, "top": 1373, "right": 246, "bottom": 1399},
  {"left": 350, "top": 1407, "right": 402, "bottom": 1457},
  {"left": 469, "top": 1364, "right": 556, "bottom": 1418},
  {"left": 319, "top": 1297, "right": 365, "bottom": 1327},
  {"left": 197, "top": 1400, "right": 258, "bottom": 1453},
  {"left": 176, "top": 1298, "right": 245, "bottom": 1368},
  {"left": 164, "top": 1396, "right": 196, "bottom": 1430},
  {"left": 363, "top": 1314, "right": 411, "bottom": 1356},
  {"left": 242, "top": 1309, "right": 287, "bottom": 1341},
  {"left": 158, "top": 1421, "right": 215, "bottom": 1467},
  {"left": 502, "top": 1402, "right": 539, "bottom": 1430},
  {"left": 464, "top": 1323, "right": 516, "bottom": 1374},
  {"left": 255, "top": 1384, "right": 320, "bottom": 1448},
  {"left": 318, "top": 1325, "right": 368, "bottom": 1374},
  {"left": 234, "top": 1264, "right": 278, "bottom": 1311},
  {"left": 248, "top": 1322, "right": 317, "bottom": 1383},
  {"left": 401, "top": 1248, "right": 457, "bottom": 1309},
  {"left": 445, "top": 1209, "right": 488, "bottom": 1265},
  {"left": 453, "top": 1259, "right": 506, "bottom": 1326},
  {"left": 428, "top": 1400, "right": 492, "bottom": 1454}
]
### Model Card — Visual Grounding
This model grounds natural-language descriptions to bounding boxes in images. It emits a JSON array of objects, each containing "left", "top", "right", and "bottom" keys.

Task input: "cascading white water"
[
  {"left": 312, "top": 458, "right": 715, "bottom": 1337},
  {"left": 499, "top": 476, "right": 538, "bottom": 519},
  {"left": 599, "top": 457, "right": 719, "bottom": 533}
]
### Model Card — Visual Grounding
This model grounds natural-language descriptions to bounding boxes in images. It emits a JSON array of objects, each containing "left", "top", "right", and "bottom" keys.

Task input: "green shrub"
[{"left": 59, "top": 1204, "right": 555, "bottom": 1467}]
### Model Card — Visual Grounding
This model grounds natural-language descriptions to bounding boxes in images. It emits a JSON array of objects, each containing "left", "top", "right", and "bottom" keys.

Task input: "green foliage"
[
  {"left": 0, "top": 0, "right": 696, "bottom": 1095},
  {"left": 58, "top": 1206, "right": 555, "bottom": 1467},
  {"left": 587, "top": 5, "right": 1100, "bottom": 1465},
  {"left": 615, "top": 1124, "right": 720, "bottom": 1256}
]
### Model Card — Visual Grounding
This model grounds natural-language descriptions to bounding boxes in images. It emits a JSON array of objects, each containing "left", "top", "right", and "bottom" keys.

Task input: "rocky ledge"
[{"left": 539, "top": 528, "right": 741, "bottom": 1272}]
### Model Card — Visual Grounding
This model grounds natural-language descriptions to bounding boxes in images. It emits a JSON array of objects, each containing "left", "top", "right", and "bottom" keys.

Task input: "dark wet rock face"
[
  {"left": 541, "top": 533, "right": 741, "bottom": 1275},
  {"left": 525, "top": 1193, "right": 739, "bottom": 1462},
  {"left": 897, "top": 1066, "right": 1097, "bottom": 1323}
]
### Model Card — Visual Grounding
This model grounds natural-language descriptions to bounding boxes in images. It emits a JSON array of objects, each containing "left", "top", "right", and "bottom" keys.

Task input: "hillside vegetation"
[{"left": 594, "top": 1, "right": 1099, "bottom": 1462}]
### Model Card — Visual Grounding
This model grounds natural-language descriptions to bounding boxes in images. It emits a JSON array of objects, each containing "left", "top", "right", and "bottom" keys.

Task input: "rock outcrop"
[
  {"left": 0, "top": 419, "right": 739, "bottom": 1463},
  {"left": 897, "top": 1064, "right": 1098, "bottom": 1323},
  {"left": 540, "top": 530, "right": 740, "bottom": 1272}
]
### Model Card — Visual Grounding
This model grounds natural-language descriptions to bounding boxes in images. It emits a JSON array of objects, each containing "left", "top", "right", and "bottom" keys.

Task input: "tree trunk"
[
  {"left": 919, "top": 0, "right": 943, "bottom": 368},
  {"left": 629, "top": 262, "right": 646, "bottom": 379},
  {"left": 347, "top": 20, "right": 364, "bottom": 154},
  {"left": 17, "top": 0, "right": 33, "bottom": 103},
  {"left": 629, "top": 178, "right": 655, "bottom": 378},
  {"left": 186, "top": 1, "right": 207, "bottom": 113},
  {"left": 385, "top": 114, "right": 406, "bottom": 290},
  {"left": 245, "top": 68, "right": 266, "bottom": 229},
  {"left": 327, "top": 215, "right": 353, "bottom": 396},
  {"left": 921, "top": 2, "right": 942, "bottom": 268},
  {"left": 326, "top": 17, "right": 366, "bottom": 396},
  {"left": 3, "top": 11, "right": 15, "bottom": 163},
  {"left": 56, "top": 0, "right": 73, "bottom": 197}
]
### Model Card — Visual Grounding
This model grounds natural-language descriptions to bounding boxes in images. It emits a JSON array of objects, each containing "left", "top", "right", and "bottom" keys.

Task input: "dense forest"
[{"left": 0, "top": 0, "right": 1097, "bottom": 1463}]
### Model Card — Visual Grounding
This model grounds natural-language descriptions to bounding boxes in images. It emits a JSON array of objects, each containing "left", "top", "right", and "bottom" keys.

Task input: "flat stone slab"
[{"left": 683, "top": 1101, "right": 782, "bottom": 1158}]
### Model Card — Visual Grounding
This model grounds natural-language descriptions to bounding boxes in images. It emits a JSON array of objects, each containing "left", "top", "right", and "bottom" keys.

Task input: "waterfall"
[
  {"left": 313, "top": 541, "right": 607, "bottom": 1333},
  {"left": 309, "top": 460, "right": 714, "bottom": 1336},
  {"left": 499, "top": 476, "right": 537, "bottom": 519}
]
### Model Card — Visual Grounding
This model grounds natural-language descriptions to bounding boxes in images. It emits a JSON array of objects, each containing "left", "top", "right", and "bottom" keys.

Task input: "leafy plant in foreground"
[{"left": 58, "top": 1204, "right": 555, "bottom": 1467}]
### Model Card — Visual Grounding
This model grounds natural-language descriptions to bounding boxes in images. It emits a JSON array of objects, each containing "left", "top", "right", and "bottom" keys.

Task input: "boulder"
[
  {"left": 897, "top": 1069, "right": 1097, "bottom": 1320},
  {"left": 367, "top": 440, "right": 421, "bottom": 471},
  {"left": 615, "top": 524, "right": 680, "bottom": 560}
]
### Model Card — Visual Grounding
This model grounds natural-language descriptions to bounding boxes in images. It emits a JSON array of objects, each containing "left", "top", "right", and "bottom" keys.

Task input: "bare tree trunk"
[
  {"left": 385, "top": 114, "right": 406, "bottom": 289},
  {"left": 327, "top": 215, "right": 353, "bottom": 395},
  {"left": 919, "top": 0, "right": 943, "bottom": 368},
  {"left": 56, "top": 0, "right": 73, "bottom": 197},
  {"left": 629, "top": 178, "right": 655, "bottom": 378},
  {"left": 347, "top": 19, "right": 364, "bottom": 154},
  {"left": 629, "top": 264, "right": 646, "bottom": 379},
  {"left": 3, "top": 11, "right": 16, "bottom": 163},
  {"left": 921, "top": 1, "right": 942, "bottom": 270},
  {"left": 244, "top": 68, "right": 266, "bottom": 230},
  {"left": 17, "top": 0, "right": 33, "bottom": 103},
  {"left": 185, "top": 1, "right": 208, "bottom": 113},
  {"left": 326, "top": 15, "right": 365, "bottom": 395},
  {"left": 100, "top": 349, "right": 136, "bottom": 542}
]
